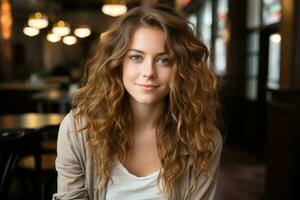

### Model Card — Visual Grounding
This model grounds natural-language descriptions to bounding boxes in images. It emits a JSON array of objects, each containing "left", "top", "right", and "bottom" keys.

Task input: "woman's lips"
[{"left": 136, "top": 83, "right": 159, "bottom": 91}]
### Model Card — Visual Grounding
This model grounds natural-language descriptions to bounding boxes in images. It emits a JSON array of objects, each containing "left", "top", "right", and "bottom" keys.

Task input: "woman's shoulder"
[
  {"left": 60, "top": 109, "right": 87, "bottom": 131},
  {"left": 57, "top": 110, "right": 91, "bottom": 165},
  {"left": 58, "top": 110, "right": 89, "bottom": 147},
  {"left": 210, "top": 128, "right": 223, "bottom": 148},
  {"left": 205, "top": 128, "right": 223, "bottom": 158}
]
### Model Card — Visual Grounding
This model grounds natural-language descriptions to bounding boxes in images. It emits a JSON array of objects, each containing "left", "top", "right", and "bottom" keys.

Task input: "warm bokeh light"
[
  {"left": 23, "top": 26, "right": 40, "bottom": 37},
  {"left": 28, "top": 12, "right": 49, "bottom": 29},
  {"left": 0, "top": 0, "right": 13, "bottom": 40},
  {"left": 52, "top": 20, "right": 71, "bottom": 36},
  {"left": 270, "top": 33, "right": 281, "bottom": 43},
  {"left": 62, "top": 35, "right": 77, "bottom": 45},
  {"left": 102, "top": 4, "right": 127, "bottom": 17},
  {"left": 47, "top": 32, "right": 61, "bottom": 43},
  {"left": 74, "top": 26, "right": 91, "bottom": 38}
]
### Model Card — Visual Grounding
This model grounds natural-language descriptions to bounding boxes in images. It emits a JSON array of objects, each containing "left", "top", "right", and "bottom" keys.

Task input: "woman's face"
[{"left": 122, "top": 27, "right": 172, "bottom": 105}]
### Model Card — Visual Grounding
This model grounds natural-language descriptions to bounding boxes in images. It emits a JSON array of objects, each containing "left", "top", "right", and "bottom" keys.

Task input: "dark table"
[
  {"left": 0, "top": 82, "right": 59, "bottom": 91},
  {"left": 32, "top": 89, "right": 70, "bottom": 113},
  {"left": 0, "top": 113, "right": 65, "bottom": 132},
  {"left": 0, "top": 82, "right": 60, "bottom": 114}
]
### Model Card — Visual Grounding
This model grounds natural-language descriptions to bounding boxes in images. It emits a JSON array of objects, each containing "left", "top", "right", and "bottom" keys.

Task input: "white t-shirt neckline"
[
  {"left": 116, "top": 160, "right": 160, "bottom": 180},
  {"left": 105, "top": 160, "right": 167, "bottom": 200}
]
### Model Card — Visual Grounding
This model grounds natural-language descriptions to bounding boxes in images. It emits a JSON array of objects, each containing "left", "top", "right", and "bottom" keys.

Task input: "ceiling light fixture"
[
  {"left": 47, "top": 32, "right": 61, "bottom": 43},
  {"left": 23, "top": 26, "right": 40, "bottom": 37},
  {"left": 63, "top": 35, "right": 77, "bottom": 45},
  {"left": 102, "top": 0, "right": 127, "bottom": 17},
  {"left": 52, "top": 20, "right": 71, "bottom": 36},
  {"left": 28, "top": 12, "right": 49, "bottom": 29},
  {"left": 74, "top": 25, "right": 91, "bottom": 38}
]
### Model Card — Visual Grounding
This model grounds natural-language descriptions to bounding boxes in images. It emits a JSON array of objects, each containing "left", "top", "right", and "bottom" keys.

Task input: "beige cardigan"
[{"left": 53, "top": 112, "right": 222, "bottom": 200}]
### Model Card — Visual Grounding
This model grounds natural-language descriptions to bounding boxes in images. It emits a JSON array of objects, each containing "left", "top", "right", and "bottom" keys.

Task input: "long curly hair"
[{"left": 72, "top": 5, "right": 220, "bottom": 198}]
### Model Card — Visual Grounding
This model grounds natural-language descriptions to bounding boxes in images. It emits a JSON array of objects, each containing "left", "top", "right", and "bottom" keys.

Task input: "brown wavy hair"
[{"left": 72, "top": 5, "right": 219, "bottom": 198}]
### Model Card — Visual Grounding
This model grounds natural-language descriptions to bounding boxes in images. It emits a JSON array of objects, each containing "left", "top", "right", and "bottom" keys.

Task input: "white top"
[{"left": 105, "top": 161, "right": 168, "bottom": 200}]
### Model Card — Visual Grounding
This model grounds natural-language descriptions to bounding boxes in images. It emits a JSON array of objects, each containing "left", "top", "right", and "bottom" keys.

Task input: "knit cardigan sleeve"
[{"left": 52, "top": 112, "right": 89, "bottom": 200}]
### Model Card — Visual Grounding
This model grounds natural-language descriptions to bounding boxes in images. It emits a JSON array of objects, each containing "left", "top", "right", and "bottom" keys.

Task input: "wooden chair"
[
  {"left": 0, "top": 131, "right": 25, "bottom": 200},
  {"left": 17, "top": 125, "right": 59, "bottom": 200}
]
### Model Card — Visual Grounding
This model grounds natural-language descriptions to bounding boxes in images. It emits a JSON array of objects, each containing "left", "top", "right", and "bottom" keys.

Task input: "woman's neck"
[{"left": 130, "top": 98, "right": 165, "bottom": 133}]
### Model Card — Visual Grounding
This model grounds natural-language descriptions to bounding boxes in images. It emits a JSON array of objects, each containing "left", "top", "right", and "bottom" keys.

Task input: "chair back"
[
  {"left": 0, "top": 131, "right": 25, "bottom": 199},
  {"left": 16, "top": 125, "right": 59, "bottom": 200}
]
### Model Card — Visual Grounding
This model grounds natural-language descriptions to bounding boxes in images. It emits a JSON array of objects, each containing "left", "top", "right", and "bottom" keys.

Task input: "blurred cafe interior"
[{"left": 0, "top": 0, "right": 300, "bottom": 199}]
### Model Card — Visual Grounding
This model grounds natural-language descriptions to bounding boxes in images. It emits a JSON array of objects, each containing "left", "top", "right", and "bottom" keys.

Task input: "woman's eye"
[
  {"left": 157, "top": 58, "right": 170, "bottom": 65},
  {"left": 129, "top": 55, "right": 142, "bottom": 62}
]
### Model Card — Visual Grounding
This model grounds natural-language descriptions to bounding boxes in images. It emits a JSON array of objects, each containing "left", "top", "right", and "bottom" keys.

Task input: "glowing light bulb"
[
  {"left": 47, "top": 32, "right": 61, "bottom": 43},
  {"left": 63, "top": 35, "right": 77, "bottom": 45},
  {"left": 23, "top": 26, "right": 39, "bottom": 37},
  {"left": 74, "top": 26, "right": 91, "bottom": 38}
]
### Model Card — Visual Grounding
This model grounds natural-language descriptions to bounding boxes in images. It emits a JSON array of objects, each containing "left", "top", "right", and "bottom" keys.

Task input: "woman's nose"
[{"left": 142, "top": 59, "right": 156, "bottom": 78}]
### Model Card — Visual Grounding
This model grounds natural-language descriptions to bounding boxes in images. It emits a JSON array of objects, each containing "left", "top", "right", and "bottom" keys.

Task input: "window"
[
  {"left": 245, "top": 32, "right": 260, "bottom": 100},
  {"left": 267, "top": 33, "right": 281, "bottom": 89},
  {"left": 187, "top": 14, "right": 197, "bottom": 34},
  {"left": 245, "top": 0, "right": 281, "bottom": 100},
  {"left": 214, "top": 0, "right": 228, "bottom": 76},
  {"left": 246, "top": 0, "right": 261, "bottom": 28},
  {"left": 262, "top": 0, "right": 281, "bottom": 25},
  {"left": 198, "top": 0, "right": 212, "bottom": 50}
]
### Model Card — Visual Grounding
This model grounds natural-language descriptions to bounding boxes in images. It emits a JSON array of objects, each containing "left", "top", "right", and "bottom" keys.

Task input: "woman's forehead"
[{"left": 127, "top": 27, "right": 167, "bottom": 53}]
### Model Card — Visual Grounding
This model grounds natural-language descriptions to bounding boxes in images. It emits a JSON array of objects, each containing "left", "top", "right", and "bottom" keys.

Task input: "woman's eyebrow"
[
  {"left": 127, "top": 49, "right": 145, "bottom": 54},
  {"left": 127, "top": 48, "right": 167, "bottom": 56}
]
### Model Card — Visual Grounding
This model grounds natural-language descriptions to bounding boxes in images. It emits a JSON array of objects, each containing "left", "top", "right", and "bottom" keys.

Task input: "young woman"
[{"left": 53, "top": 5, "right": 222, "bottom": 200}]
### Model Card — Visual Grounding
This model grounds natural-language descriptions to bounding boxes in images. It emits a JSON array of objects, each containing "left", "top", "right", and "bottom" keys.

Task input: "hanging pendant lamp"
[
  {"left": 23, "top": 26, "right": 40, "bottom": 37},
  {"left": 101, "top": 0, "right": 127, "bottom": 17},
  {"left": 28, "top": 12, "right": 49, "bottom": 29},
  {"left": 47, "top": 32, "right": 61, "bottom": 43},
  {"left": 74, "top": 25, "right": 91, "bottom": 38},
  {"left": 63, "top": 35, "right": 77, "bottom": 46},
  {"left": 52, "top": 20, "right": 71, "bottom": 36}
]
